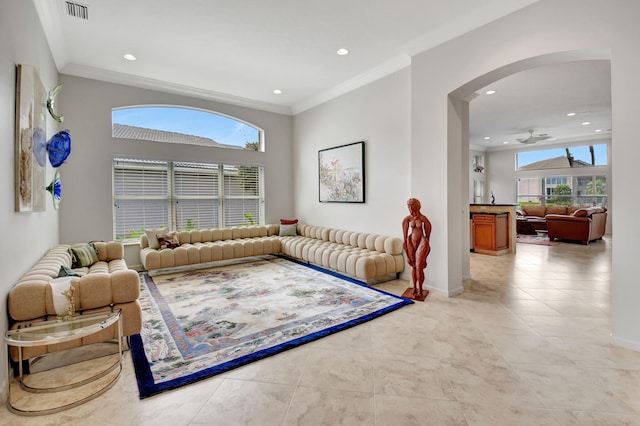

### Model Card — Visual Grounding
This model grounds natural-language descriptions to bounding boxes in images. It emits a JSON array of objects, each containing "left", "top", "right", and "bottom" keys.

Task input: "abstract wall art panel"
[{"left": 15, "top": 64, "right": 47, "bottom": 212}]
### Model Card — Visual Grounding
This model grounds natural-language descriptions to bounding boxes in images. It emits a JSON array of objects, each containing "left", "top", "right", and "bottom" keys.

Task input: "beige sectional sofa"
[
  {"left": 7, "top": 241, "right": 142, "bottom": 361},
  {"left": 140, "top": 224, "right": 404, "bottom": 283},
  {"left": 140, "top": 225, "right": 283, "bottom": 272}
]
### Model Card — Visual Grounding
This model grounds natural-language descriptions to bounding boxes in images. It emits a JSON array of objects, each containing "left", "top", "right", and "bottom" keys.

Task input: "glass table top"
[{"left": 5, "top": 311, "right": 120, "bottom": 347}]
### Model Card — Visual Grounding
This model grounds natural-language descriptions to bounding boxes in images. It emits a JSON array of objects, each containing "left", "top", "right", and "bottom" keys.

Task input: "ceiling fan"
[{"left": 517, "top": 130, "right": 552, "bottom": 144}]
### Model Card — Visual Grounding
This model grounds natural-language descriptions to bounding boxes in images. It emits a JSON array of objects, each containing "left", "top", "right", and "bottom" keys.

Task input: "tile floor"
[{"left": 2, "top": 236, "right": 640, "bottom": 425}]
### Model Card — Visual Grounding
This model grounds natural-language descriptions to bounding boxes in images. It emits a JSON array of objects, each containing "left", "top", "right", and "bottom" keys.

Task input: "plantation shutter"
[
  {"left": 223, "top": 165, "right": 263, "bottom": 226},
  {"left": 174, "top": 162, "right": 221, "bottom": 230},
  {"left": 113, "top": 159, "right": 169, "bottom": 240}
]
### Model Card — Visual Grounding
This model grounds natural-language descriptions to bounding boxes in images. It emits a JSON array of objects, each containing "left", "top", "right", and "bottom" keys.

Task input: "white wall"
[
  {"left": 410, "top": 0, "right": 640, "bottom": 348},
  {"left": 0, "top": 0, "right": 60, "bottom": 399},
  {"left": 58, "top": 75, "right": 294, "bottom": 266},
  {"left": 293, "top": 68, "right": 412, "bottom": 240}
]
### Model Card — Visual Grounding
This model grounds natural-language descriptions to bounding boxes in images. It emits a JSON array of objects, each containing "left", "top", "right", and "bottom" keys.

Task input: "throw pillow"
[
  {"left": 280, "top": 218, "right": 299, "bottom": 225},
  {"left": 279, "top": 223, "right": 297, "bottom": 236},
  {"left": 145, "top": 228, "right": 164, "bottom": 250},
  {"left": 58, "top": 265, "right": 80, "bottom": 277},
  {"left": 572, "top": 209, "right": 589, "bottom": 217},
  {"left": 69, "top": 243, "right": 99, "bottom": 268},
  {"left": 157, "top": 231, "right": 180, "bottom": 249}
]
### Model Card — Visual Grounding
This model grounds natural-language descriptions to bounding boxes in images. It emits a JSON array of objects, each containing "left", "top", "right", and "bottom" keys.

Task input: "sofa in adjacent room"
[
  {"left": 545, "top": 207, "right": 608, "bottom": 244},
  {"left": 7, "top": 241, "right": 142, "bottom": 361},
  {"left": 516, "top": 205, "right": 608, "bottom": 244},
  {"left": 516, "top": 205, "right": 584, "bottom": 219}
]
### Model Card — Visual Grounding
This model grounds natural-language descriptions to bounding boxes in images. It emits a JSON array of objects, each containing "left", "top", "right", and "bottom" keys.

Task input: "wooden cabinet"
[{"left": 472, "top": 213, "right": 509, "bottom": 255}]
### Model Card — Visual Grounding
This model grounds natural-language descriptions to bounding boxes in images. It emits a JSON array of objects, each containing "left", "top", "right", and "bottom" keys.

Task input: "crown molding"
[
  {"left": 291, "top": 55, "right": 411, "bottom": 115},
  {"left": 403, "top": 0, "right": 540, "bottom": 57},
  {"left": 60, "top": 63, "right": 293, "bottom": 116},
  {"left": 33, "top": 0, "right": 68, "bottom": 69}
]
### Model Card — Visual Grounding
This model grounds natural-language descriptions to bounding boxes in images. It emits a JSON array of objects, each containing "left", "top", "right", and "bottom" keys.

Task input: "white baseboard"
[
  {"left": 448, "top": 285, "right": 465, "bottom": 297},
  {"left": 610, "top": 334, "right": 640, "bottom": 352}
]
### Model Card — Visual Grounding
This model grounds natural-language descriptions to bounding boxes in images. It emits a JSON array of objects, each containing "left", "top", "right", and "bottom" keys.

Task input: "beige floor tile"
[
  {"left": 225, "top": 346, "right": 309, "bottom": 385},
  {"left": 544, "top": 336, "right": 640, "bottom": 369},
  {"left": 374, "top": 394, "right": 468, "bottom": 426},
  {"left": 298, "top": 349, "right": 374, "bottom": 393},
  {"left": 467, "top": 312, "right": 538, "bottom": 337},
  {"left": 502, "top": 299, "right": 562, "bottom": 316},
  {"left": 444, "top": 357, "right": 545, "bottom": 408},
  {"left": 512, "top": 364, "right": 640, "bottom": 415},
  {"left": 518, "top": 314, "right": 611, "bottom": 338},
  {"left": 485, "top": 333, "right": 575, "bottom": 365},
  {"left": 282, "top": 387, "right": 374, "bottom": 426},
  {"left": 190, "top": 379, "right": 295, "bottom": 425},
  {"left": 372, "top": 353, "right": 456, "bottom": 401},
  {"left": 570, "top": 410, "right": 640, "bottom": 425},
  {"left": 460, "top": 403, "right": 579, "bottom": 426}
]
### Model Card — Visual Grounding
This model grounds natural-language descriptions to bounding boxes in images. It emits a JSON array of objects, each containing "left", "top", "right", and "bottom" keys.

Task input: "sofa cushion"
[
  {"left": 144, "top": 228, "right": 166, "bottom": 250},
  {"left": 279, "top": 223, "right": 298, "bottom": 236},
  {"left": 69, "top": 243, "right": 99, "bottom": 268},
  {"left": 572, "top": 208, "right": 589, "bottom": 217},
  {"left": 522, "top": 205, "right": 546, "bottom": 217},
  {"left": 58, "top": 265, "right": 80, "bottom": 277},
  {"left": 157, "top": 231, "right": 180, "bottom": 249},
  {"left": 545, "top": 206, "right": 568, "bottom": 215}
]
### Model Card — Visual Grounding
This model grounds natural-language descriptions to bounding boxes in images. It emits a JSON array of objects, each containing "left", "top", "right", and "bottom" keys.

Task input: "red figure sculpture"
[{"left": 402, "top": 198, "right": 432, "bottom": 301}]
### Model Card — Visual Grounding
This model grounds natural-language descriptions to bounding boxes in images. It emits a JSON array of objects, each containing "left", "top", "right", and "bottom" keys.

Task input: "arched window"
[{"left": 112, "top": 106, "right": 263, "bottom": 151}]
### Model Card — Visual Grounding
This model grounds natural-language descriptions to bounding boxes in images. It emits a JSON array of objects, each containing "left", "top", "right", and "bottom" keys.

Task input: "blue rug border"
[{"left": 130, "top": 256, "right": 413, "bottom": 399}]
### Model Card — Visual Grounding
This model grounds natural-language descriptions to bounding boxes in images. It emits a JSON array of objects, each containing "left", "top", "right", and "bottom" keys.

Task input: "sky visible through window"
[
  {"left": 112, "top": 106, "right": 260, "bottom": 149},
  {"left": 517, "top": 144, "right": 607, "bottom": 169}
]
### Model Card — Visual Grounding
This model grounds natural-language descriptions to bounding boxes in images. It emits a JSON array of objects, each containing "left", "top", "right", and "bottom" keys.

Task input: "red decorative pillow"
[{"left": 280, "top": 219, "right": 299, "bottom": 225}]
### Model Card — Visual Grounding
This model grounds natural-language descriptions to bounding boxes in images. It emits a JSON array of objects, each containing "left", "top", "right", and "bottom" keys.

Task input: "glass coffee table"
[{"left": 4, "top": 310, "right": 123, "bottom": 416}]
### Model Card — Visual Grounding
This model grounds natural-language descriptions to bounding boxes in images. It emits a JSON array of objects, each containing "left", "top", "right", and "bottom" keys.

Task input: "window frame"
[
  {"left": 113, "top": 158, "right": 265, "bottom": 242},
  {"left": 516, "top": 175, "right": 607, "bottom": 208},
  {"left": 111, "top": 105, "right": 265, "bottom": 152}
]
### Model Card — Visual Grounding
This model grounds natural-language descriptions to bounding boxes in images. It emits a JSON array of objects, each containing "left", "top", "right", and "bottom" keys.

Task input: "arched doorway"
[{"left": 447, "top": 49, "right": 611, "bottom": 285}]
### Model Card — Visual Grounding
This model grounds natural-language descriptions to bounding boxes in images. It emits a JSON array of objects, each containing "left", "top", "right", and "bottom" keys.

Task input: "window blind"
[
  {"left": 223, "top": 165, "right": 263, "bottom": 226},
  {"left": 113, "top": 159, "right": 169, "bottom": 240},
  {"left": 174, "top": 162, "right": 220, "bottom": 230},
  {"left": 113, "top": 159, "right": 264, "bottom": 240}
]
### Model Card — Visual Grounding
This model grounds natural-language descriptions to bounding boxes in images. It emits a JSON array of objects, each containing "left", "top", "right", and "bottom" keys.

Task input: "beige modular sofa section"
[
  {"left": 279, "top": 224, "right": 404, "bottom": 282},
  {"left": 8, "top": 241, "right": 142, "bottom": 361},
  {"left": 140, "top": 225, "right": 282, "bottom": 272},
  {"left": 141, "top": 224, "right": 404, "bottom": 283}
]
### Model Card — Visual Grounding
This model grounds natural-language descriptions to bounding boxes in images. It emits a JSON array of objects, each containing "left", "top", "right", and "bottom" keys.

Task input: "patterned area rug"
[
  {"left": 516, "top": 234, "right": 561, "bottom": 246},
  {"left": 130, "top": 255, "right": 412, "bottom": 398}
]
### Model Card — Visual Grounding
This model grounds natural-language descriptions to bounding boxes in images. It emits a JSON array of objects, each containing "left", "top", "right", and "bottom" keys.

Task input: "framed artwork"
[
  {"left": 15, "top": 64, "right": 47, "bottom": 212},
  {"left": 318, "top": 141, "right": 365, "bottom": 203}
]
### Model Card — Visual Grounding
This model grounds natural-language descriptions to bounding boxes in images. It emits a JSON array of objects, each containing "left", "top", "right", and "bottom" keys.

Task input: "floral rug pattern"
[{"left": 131, "top": 255, "right": 411, "bottom": 398}]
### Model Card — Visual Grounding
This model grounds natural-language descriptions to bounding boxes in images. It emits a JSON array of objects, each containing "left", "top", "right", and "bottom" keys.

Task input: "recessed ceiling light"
[
  {"left": 123, "top": 53, "right": 137, "bottom": 61},
  {"left": 483, "top": 136, "right": 491, "bottom": 140},
  {"left": 582, "top": 121, "right": 591, "bottom": 126},
  {"left": 273, "top": 89, "right": 282, "bottom": 95},
  {"left": 503, "top": 141, "right": 509, "bottom": 144},
  {"left": 485, "top": 90, "right": 496, "bottom": 95},
  {"left": 336, "top": 48, "right": 349, "bottom": 56},
  {"left": 566, "top": 112, "right": 576, "bottom": 117},
  {"left": 595, "top": 129, "right": 603, "bottom": 132}
]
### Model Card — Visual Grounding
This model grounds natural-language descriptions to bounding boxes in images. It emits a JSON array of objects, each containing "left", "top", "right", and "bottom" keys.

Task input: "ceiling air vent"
[{"left": 65, "top": 1, "right": 89, "bottom": 20}]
